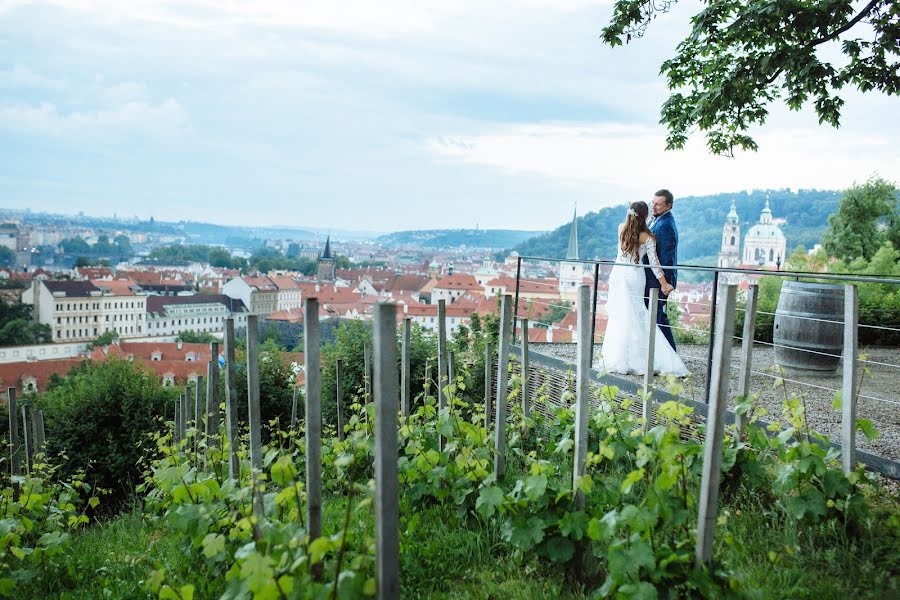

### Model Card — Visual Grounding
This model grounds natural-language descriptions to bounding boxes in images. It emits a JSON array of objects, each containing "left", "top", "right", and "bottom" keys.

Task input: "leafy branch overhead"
[{"left": 601, "top": 0, "right": 900, "bottom": 155}]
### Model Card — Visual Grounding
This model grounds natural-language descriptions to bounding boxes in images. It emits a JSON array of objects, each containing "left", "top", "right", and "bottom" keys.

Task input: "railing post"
[
  {"left": 373, "top": 303, "right": 400, "bottom": 599},
  {"left": 696, "top": 284, "right": 737, "bottom": 567},
  {"left": 304, "top": 297, "right": 322, "bottom": 574},
  {"left": 704, "top": 270, "right": 720, "bottom": 403},
  {"left": 484, "top": 342, "right": 492, "bottom": 429},
  {"left": 736, "top": 284, "right": 759, "bottom": 439},
  {"left": 336, "top": 358, "right": 345, "bottom": 441},
  {"left": 520, "top": 318, "right": 530, "bottom": 417},
  {"left": 223, "top": 317, "right": 240, "bottom": 481},
  {"left": 493, "top": 295, "right": 513, "bottom": 480},
  {"left": 8, "top": 387, "right": 21, "bottom": 478},
  {"left": 643, "top": 287, "right": 659, "bottom": 430},
  {"left": 246, "top": 315, "right": 265, "bottom": 525},
  {"left": 206, "top": 341, "right": 220, "bottom": 451},
  {"left": 437, "top": 299, "right": 449, "bottom": 451},
  {"left": 842, "top": 284, "right": 859, "bottom": 475},
  {"left": 573, "top": 285, "right": 592, "bottom": 510},
  {"left": 401, "top": 317, "right": 411, "bottom": 420}
]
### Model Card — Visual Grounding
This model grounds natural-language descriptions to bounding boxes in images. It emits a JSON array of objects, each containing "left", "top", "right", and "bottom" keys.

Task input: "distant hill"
[
  {"left": 379, "top": 229, "right": 545, "bottom": 249},
  {"left": 513, "top": 189, "right": 841, "bottom": 264}
]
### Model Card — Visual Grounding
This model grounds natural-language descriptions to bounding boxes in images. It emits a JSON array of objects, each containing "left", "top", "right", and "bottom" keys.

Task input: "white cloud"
[
  {"left": 428, "top": 122, "right": 900, "bottom": 201},
  {"left": 0, "top": 98, "right": 187, "bottom": 139},
  {"left": 0, "top": 65, "right": 64, "bottom": 89}
]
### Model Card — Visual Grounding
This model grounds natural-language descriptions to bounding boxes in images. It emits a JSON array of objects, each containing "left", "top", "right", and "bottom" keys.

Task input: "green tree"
[
  {"left": 602, "top": 1, "right": 900, "bottom": 155},
  {"left": 93, "top": 235, "right": 114, "bottom": 255},
  {"left": 87, "top": 330, "right": 119, "bottom": 349},
  {"left": 823, "top": 177, "right": 900, "bottom": 261},
  {"left": 114, "top": 234, "right": 132, "bottom": 255},
  {"left": 176, "top": 330, "right": 218, "bottom": 343},
  {"left": 60, "top": 237, "right": 91, "bottom": 254},
  {"left": 0, "top": 319, "right": 51, "bottom": 345}
]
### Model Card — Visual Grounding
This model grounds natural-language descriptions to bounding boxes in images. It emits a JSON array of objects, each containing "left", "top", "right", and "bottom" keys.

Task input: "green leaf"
[
  {"left": 476, "top": 486, "right": 504, "bottom": 519},
  {"left": 524, "top": 474, "right": 548, "bottom": 502},
  {"left": 270, "top": 455, "right": 297, "bottom": 486},
  {"left": 502, "top": 516, "right": 546, "bottom": 551},
  {"left": 309, "top": 536, "right": 332, "bottom": 564},
  {"left": 857, "top": 418, "right": 879, "bottom": 441},
  {"left": 559, "top": 511, "right": 588, "bottom": 541},
  {"left": 202, "top": 533, "right": 226, "bottom": 558},
  {"left": 621, "top": 468, "right": 645, "bottom": 494},
  {"left": 619, "top": 581, "right": 658, "bottom": 600},
  {"left": 544, "top": 536, "right": 575, "bottom": 563}
]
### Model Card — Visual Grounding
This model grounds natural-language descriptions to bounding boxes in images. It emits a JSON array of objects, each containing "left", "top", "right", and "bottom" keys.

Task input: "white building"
[
  {"left": 26, "top": 279, "right": 147, "bottom": 342},
  {"left": 742, "top": 199, "right": 787, "bottom": 267},
  {"left": 145, "top": 295, "right": 249, "bottom": 337},
  {"left": 430, "top": 274, "right": 483, "bottom": 305},
  {"left": 222, "top": 276, "right": 279, "bottom": 316}
]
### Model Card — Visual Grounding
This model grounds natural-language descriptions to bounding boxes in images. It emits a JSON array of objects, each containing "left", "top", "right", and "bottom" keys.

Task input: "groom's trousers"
[{"left": 644, "top": 291, "right": 677, "bottom": 351}]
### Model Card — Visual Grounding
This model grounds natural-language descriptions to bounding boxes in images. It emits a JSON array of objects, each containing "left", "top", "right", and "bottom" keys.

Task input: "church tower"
[
  {"left": 558, "top": 209, "right": 583, "bottom": 301},
  {"left": 316, "top": 236, "right": 336, "bottom": 282},
  {"left": 717, "top": 200, "right": 741, "bottom": 269}
]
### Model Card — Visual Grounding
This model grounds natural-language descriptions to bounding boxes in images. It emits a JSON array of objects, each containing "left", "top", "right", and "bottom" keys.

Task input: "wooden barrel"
[{"left": 773, "top": 281, "right": 844, "bottom": 373}]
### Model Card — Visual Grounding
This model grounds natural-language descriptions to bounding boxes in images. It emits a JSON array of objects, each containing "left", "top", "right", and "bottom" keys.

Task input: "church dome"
[{"left": 746, "top": 222, "right": 785, "bottom": 241}]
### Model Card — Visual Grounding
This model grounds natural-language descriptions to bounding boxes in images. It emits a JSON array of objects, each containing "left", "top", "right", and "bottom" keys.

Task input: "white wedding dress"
[{"left": 596, "top": 237, "right": 689, "bottom": 377}]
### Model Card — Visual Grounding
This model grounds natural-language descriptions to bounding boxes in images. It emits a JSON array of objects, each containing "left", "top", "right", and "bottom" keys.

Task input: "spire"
[
  {"left": 727, "top": 199, "right": 739, "bottom": 224},
  {"left": 760, "top": 196, "right": 772, "bottom": 224},
  {"left": 565, "top": 208, "right": 579, "bottom": 260},
  {"left": 322, "top": 235, "right": 332, "bottom": 259}
]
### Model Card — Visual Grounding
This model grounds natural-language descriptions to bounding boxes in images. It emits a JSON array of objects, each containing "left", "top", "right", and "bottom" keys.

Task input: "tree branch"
[{"left": 809, "top": 0, "right": 880, "bottom": 47}]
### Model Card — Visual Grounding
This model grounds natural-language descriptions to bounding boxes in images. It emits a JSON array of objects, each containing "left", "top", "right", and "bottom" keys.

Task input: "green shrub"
[{"left": 40, "top": 358, "right": 177, "bottom": 506}]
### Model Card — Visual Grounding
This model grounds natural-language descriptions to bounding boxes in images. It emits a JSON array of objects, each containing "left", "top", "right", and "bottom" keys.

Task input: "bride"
[{"left": 597, "top": 201, "right": 688, "bottom": 377}]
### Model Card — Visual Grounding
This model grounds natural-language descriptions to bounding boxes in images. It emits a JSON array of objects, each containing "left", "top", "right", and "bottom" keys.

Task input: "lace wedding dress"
[{"left": 596, "top": 237, "right": 689, "bottom": 376}]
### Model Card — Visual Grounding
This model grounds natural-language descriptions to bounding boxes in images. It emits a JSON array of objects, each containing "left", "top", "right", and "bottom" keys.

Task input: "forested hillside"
[
  {"left": 514, "top": 189, "right": 841, "bottom": 263},
  {"left": 379, "top": 228, "right": 543, "bottom": 249}
]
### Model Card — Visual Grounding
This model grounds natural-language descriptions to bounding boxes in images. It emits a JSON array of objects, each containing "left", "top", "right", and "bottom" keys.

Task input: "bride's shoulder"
[{"left": 638, "top": 231, "right": 652, "bottom": 243}]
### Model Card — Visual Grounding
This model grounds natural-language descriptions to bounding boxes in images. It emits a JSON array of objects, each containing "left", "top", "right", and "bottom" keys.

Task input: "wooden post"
[
  {"left": 21, "top": 405, "right": 31, "bottom": 475},
  {"left": 521, "top": 318, "right": 530, "bottom": 416},
  {"left": 7, "top": 387, "right": 21, "bottom": 477},
  {"left": 246, "top": 315, "right": 265, "bottom": 523},
  {"left": 437, "top": 299, "right": 449, "bottom": 451},
  {"left": 842, "top": 284, "right": 859, "bottom": 475},
  {"left": 695, "top": 284, "right": 737, "bottom": 567},
  {"left": 493, "top": 295, "right": 513, "bottom": 480},
  {"left": 448, "top": 351, "right": 456, "bottom": 386},
  {"left": 484, "top": 343, "right": 492, "bottom": 428},
  {"left": 336, "top": 358, "right": 345, "bottom": 441},
  {"left": 33, "top": 409, "right": 46, "bottom": 455},
  {"left": 174, "top": 398, "right": 182, "bottom": 445},
  {"left": 193, "top": 377, "right": 203, "bottom": 464},
  {"left": 373, "top": 302, "right": 400, "bottom": 599},
  {"left": 424, "top": 360, "right": 431, "bottom": 396},
  {"left": 206, "top": 342, "right": 220, "bottom": 449},
  {"left": 735, "top": 284, "right": 759, "bottom": 439},
  {"left": 573, "top": 285, "right": 592, "bottom": 510},
  {"left": 643, "top": 287, "right": 659, "bottom": 430},
  {"left": 364, "top": 341, "right": 372, "bottom": 403},
  {"left": 30, "top": 407, "right": 43, "bottom": 459},
  {"left": 304, "top": 297, "right": 323, "bottom": 566},
  {"left": 223, "top": 317, "right": 240, "bottom": 481},
  {"left": 290, "top": 386, "right": 299, "bottom": 431},
  {"left": 400, "top": 318, "right": 411, "bottom": 420}
]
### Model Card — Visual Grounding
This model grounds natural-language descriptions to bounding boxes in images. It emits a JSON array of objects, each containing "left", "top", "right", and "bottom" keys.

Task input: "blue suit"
[{"left": 643, "top": 211, "right": 678, "bottom": 350}]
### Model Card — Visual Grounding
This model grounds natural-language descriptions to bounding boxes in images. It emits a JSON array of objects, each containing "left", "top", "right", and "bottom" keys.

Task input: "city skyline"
[{"left": 2, "top": 0, "right": 898, "bottom": 231}]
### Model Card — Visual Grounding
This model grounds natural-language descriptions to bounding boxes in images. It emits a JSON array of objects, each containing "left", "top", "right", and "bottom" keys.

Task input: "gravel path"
[{"left": 532, "top": 343, "right": 900, "bottom": 462}]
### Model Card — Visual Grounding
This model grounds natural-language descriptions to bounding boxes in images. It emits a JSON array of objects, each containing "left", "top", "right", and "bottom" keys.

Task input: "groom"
[{"left": 643, "top": 189, "right": 678, "bottom": 351}]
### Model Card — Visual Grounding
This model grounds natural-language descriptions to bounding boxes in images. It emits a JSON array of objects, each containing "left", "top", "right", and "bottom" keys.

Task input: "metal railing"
[{"left": 510, "top": 254, "right": 900, "bottom": 474}]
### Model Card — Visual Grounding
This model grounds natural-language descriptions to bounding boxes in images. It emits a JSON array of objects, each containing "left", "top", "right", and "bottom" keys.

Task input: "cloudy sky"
[{"left": 1, "top": 0, "right": 897, "bottom": 232}]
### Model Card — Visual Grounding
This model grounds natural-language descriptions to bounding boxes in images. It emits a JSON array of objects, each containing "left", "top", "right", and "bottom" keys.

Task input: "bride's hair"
[{"left": 620, "top": 201, "right": 652, "bottom": 261}]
